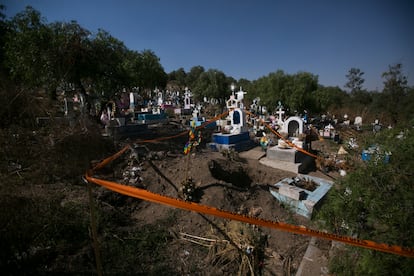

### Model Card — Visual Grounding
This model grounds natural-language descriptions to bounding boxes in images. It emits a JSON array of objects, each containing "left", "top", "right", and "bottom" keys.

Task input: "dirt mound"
[{"left": 1, "top": 121, "right": 327, "bottom": 275}]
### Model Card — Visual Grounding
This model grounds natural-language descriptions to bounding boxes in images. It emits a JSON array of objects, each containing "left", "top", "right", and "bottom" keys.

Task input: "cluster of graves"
[{"left": 58, "top": 85, "right": 391, "bottom": 219}]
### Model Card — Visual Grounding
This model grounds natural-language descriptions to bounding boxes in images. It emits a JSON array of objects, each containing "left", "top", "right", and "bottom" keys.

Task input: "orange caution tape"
[
  {"left": 246, "top": 110, "right": 318, "bottom": 159},
  {"left": 85, "top": 110, "right": 414, "bottom": 258},
  {"left": 93, "top": 145, "right": 130, "bottom": 171},
  {"left": 85, "top": 170, "right": 414, "bottom": 258},
  {"left": 195, "top": 110, "right": 229, "bottom": 131}
]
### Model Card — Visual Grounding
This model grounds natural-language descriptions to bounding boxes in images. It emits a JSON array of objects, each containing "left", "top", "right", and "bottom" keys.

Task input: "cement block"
[
  {"left": 259, "top": 158, "right": 300, "bottom": 174},
  {"left": 270, "top": 175, "right": 333, "bottom": 219},
  {"left": 266, "top": 146, "right": 298, "bottom": 163},
  {"left": 213, "top": 132, "right": 250, "bottom": 144},
  {"left": 279, "top": 184, "right": 306, "bottom": 200}
]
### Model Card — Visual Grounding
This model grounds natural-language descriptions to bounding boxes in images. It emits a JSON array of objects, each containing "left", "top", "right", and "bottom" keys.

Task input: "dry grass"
[{"left": 179, "top": 220, "right": 266, "bottom": 275}]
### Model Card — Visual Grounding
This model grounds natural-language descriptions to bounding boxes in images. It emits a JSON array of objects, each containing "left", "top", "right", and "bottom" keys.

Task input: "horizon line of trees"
[{"left": 1, "top": 5, "right": 413, "bottom": 126}]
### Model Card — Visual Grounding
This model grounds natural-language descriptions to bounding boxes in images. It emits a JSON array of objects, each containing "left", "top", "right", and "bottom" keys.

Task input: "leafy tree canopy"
[
  {"left": 3, "top": 6, "right": 167, "bottom": 100},
  {"left": 345, "top": 67, "right": 365, "bottom": 93},
  {"left": 249, "top": 70, "right": 318, "bottom": 114},
  {"left": 192, "top": 69, "right": 230, "bottom": 102},
  {"left": 376, "top": 64, "right": 409, "bottom": 124}
]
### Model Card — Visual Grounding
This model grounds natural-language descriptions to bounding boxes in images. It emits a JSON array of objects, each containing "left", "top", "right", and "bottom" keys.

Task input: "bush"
[{"left": 315, "top": 127, "right": 414, "bottom": 274}]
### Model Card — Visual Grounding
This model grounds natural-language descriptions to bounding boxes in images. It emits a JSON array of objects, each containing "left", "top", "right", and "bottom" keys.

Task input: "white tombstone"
[
  {"left": 192, "top": 104, "right": 202, "bottom": 119},
  {"left": 184, "top": 88, "right": 193, "bottom": 109},
  {"left": 129, "top": 92, "right": 135, "bottom": 110},
  {"left": 229, "top": 108, "right": 247, "bottom": 134},
  {"left": 250, "top": 97, "right": 260, "bottom": 113},
  {"left": 343, "top": 114, "right": 350, "bottom": 125},
  {"left": 373, "top": 119, "right": 381, "bottom": 133},
  {"left": 282, "top": 116, "right": 304, "bottom": 137},
  {"left": 208, "top": 98, "right": 215, "bottom": 105},
  {"left": 250, "top": 102, "right": 257, "bottom": 112},
  {"left": 354, "top": 116, "right": 362, "bottom": 126},
  {"left": 157, "top": 91, "right": 163, "bottom": 106},
  {"left": 107, "top": 106, "right": 112, "bottom": 120},
  {"left": 225, "top": 88, "right": 247, "bottom": 134}
]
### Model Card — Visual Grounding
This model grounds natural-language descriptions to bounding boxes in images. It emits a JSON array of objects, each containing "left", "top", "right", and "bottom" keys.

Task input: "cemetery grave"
[{"left": 5, "top": 84, "right": 396, "bottom": 275}]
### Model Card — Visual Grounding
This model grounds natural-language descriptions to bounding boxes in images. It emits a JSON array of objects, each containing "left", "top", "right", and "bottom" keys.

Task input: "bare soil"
[{"left": 0, "top": 120, "right": 336, "bottom": 275}]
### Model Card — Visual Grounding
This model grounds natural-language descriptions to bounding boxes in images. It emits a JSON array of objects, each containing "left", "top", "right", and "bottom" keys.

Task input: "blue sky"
[{"left": 3, "top": 0, "right": 414, "bottom": 91}]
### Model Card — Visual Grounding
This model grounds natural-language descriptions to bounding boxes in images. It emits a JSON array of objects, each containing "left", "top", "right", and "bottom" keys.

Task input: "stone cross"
[
  {"left": 235, "top": 88, "right": 246, "bottom": 109},
  {"left": 192, "top": 108, "right": 199, "bottom": 119},
  {"left": 236, "top": 87, "right": 246, "bottom": 101},
  {"left": 276, "top": 101, "right": 285, "bottom": 123}
]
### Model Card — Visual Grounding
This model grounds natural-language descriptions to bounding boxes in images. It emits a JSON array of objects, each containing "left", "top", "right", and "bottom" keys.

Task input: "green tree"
[
  {"left": 4, "top": 7, "right": 94, "bottom": 98},
  {"left": 186, "top": 65, "right": 205, "bottom": 89},
  {"left": 0, "top": 4, "right": 8, "bottom": 73},
  {"left": 236, "top": 78, "right": 252, "bottom": 92},
  {"left": 311, "top": 86, "right": 347, "bottom": 113},
  {"left": 316, "top": 128, "right": 414, "bottom": 275},
  {"left": 250, "top": 70, "right": 318, "bottom": 114},
  {"left": 4, "top": 6, "right": 51, "bottom": 88},
  {"left": 382, "top": 64, "right": 407, "bottom": 93},
  {"left": 89, "top": 29, "right": 130, "bottom": 98},
  {"left": 287, "top": 72, "right": 318, "bottom": 113},
  {"left": 122, "top": 49, "right": 143, "bottom": 89},
  {"left": 345, "top": 67, "right": 365, "bottom": 93},
  {"left": 47, "top": 20, "right": 92, "bottom": 97},
  {"left": 168, "top": 68, "right": 186, "bottom": 84},
  {"left": 252, "top": 70, "right": 287, "bottom": 111},
  {"left": 381, "top": 63, "right": 408, "bottom": 124},
  {"left": 137, "top": 49, "right": 167, "bottom": 90},
  {"left": 167, "top": 67, "right": 187, "bottom": 91},
  {"left": 192, "top": 69, "right": 229, "bottom": 102}
]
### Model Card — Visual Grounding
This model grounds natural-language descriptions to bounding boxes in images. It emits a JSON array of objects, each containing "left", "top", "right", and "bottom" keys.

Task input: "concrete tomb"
[
  {"left": 282, "top": 116, "right": 304, "bottom": 137},
  {"left": 209, "top": 87, "right": 254, "bottom": 152},
  {"left": 260, "top": 103, "right": 315, "bottom": 174},
  {"left": 270, "top": 175, "right": 333, "bottom": 219}
]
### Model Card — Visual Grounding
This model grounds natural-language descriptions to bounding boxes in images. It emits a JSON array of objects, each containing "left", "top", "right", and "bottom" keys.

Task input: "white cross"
[
  {"left": 276, "top": 106, "right": 285, "bottom": 123},
  {"left": 236, "top": 88, "right": 246, "bottom": 101}
]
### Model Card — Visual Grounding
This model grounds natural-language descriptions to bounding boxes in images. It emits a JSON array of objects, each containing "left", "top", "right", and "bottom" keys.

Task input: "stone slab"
[
  {"left": 207, "top": 139, "right": 255, "bottom": 152},
  {"left": 267, "top": 146, "right": 299, "bottom": 163},
  {"left": 238, "top": 146, "right": 266, "bottom": 160},
  {"left": 213, "top": 132, "right": 250, "bottom": 144},
  {"left": 259, "top": 158, "right": 301, "bottom": 174},
  {"left": 295, "top": 237, "right": 329, "bottom": 276}
]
